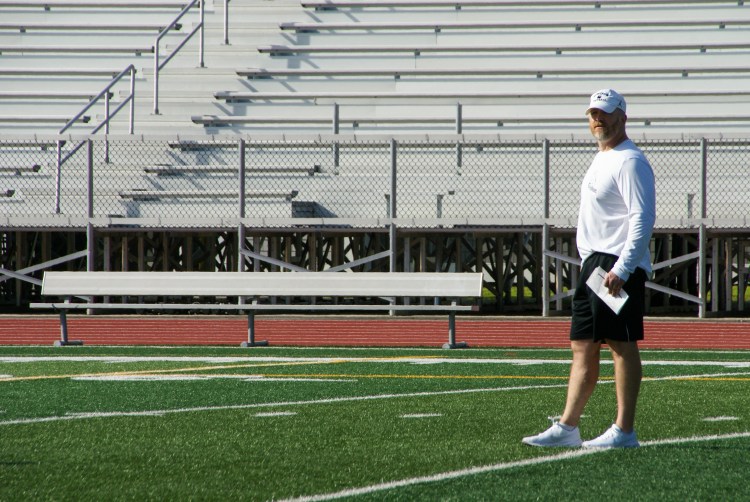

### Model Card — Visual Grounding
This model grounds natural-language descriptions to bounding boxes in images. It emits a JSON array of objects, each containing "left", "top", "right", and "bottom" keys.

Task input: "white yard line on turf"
[
  {"left": 279, "top": 431, "right": 750, "bottom": 502},
  {"left": 1, "top": 370, "right": 748, "bottom": 427},
  {"left": 2, "top": 355, "right": 750, "bottom": 368},
  {"left": 0, "top": 382, "right": 572, "bottom": 426}
]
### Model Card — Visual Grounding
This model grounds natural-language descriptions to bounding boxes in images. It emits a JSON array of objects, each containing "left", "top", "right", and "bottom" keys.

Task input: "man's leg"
[
  {"left": 521, "top": 339, "right": 599, "bottom": 447},
  {"left": 605, "top": 339, "right": 642, "bottom": 433},
  {"left": 560, "top": 339, "right": 601, "bottom": 427}
]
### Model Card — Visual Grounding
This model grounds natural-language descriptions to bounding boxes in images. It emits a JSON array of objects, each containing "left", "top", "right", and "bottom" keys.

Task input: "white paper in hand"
[{"left": 585, "top": 266, "right": 629, "bottom": 314}]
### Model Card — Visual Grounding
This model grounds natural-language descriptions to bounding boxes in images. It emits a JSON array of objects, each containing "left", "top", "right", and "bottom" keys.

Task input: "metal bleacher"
[
  {"left": 2, "top": 0, "right": 750, "bottom": 318},
  {"left": 1, "top": 0, "right": 748, "bottom": 219},
  {"left": 3, "top": 0, "right": 748, "bottom": 136},
  {"left": 195, "top": 0, "right": 750, "bottom": 135}
]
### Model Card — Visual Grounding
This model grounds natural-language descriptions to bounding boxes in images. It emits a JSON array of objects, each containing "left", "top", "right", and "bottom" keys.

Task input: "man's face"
[{"left": 588, "top": 108, "right": 626, "bottom": 142}]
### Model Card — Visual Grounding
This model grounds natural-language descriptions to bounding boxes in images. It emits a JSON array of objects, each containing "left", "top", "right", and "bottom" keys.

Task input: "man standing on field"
[{"left": 522, "top": 89, "right": 656, "bottom": 448}]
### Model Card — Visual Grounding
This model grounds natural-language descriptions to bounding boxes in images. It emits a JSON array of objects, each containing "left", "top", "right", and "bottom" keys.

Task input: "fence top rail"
[
  {"left": 2, "top": 131, "right": 747, "bottom": 143},
  {"left": 3, "top": 215, "right": 747, "bottom": 231},
  {"left": 301, "top": 0, "right": 745, "bottom": 7},
  {"left": 281, "top": 18, "right": 750, "bottom": 31}
]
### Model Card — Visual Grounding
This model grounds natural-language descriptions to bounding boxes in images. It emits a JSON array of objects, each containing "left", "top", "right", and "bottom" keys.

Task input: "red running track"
[{"left": 2, "top": 315, "right": 750, "bottom": 349}]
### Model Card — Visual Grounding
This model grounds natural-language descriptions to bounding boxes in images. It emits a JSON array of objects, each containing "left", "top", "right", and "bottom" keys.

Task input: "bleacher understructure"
[{"left": 1, "top": 0, "right": 749, "bottom": 317}]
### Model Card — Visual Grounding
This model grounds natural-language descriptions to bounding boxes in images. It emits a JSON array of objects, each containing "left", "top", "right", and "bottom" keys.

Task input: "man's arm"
[{"left": 610, "top": 157, "right": 656, "bottom": 285}]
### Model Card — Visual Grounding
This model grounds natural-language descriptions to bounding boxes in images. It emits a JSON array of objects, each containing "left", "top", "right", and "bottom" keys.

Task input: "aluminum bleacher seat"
[
  {"left": 0, "top": 0, "right": 191, "bottom": 10},
  {"left": 256, "top": 40, "right": 750, "bottom": 56},
  {"left": 279, "top": 18, "right": 750, "bottom": 32},
  {"left": 0, "top": 22, "right": 180, "bottom": 32},
  {"left": 300, "top": 0, "right": 742, "bottom": 8}
]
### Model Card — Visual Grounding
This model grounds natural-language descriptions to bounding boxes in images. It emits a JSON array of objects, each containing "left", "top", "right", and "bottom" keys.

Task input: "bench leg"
[
  {"left": 442, "top": 311, "right": 468, "bottom": 349},
  {"left": 53, "top": 310, "right": 84, "bottom": 347},
  {"left": 240, "top": 312, "right": 268, "bottom": 347}
]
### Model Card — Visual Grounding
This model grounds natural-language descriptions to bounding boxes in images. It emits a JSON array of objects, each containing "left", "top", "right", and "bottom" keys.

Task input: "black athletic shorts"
[{"left": 570, "top": 252, "right": 648, "bottom": 343}]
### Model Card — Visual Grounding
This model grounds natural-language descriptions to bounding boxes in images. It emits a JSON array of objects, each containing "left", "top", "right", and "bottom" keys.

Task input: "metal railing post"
[
  {"left": 224, "top": 0, "right": 230, "bottom": 45},
  {"left": 154, "top": 0, "right": 204, "bottom": 114},
  {"left": 153, "top": 42, "right": 160, "bottom": 114},
  {"left": 129, "top": 66, "right": 135, "bottom": 134},
  {"left": 199, "top": 0, "right": 205, "bottom": 67}
]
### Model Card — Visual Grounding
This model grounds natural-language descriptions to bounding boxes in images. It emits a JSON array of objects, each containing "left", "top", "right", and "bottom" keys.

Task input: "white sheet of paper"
[{"left": 585, "top": 266, "right": 629, "bottom": 314}]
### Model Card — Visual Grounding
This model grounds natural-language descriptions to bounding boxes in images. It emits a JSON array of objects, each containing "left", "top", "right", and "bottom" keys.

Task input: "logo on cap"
[{"left": 586, "top": 89, "right": 626, "bottom": 115}]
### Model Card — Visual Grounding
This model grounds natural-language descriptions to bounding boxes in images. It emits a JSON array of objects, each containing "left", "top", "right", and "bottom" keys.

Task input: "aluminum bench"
[{"left": 31, "top": 271, "right": 484, "bottom": 348}]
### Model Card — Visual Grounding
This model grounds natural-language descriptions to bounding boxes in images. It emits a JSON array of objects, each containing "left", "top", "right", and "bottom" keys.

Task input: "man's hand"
[{"left": 604, "top": 271, "right": 625, "bottom": 297}]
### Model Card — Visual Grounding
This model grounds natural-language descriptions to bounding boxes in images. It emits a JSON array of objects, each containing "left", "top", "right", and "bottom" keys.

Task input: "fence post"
[
  {"left": 700, "top": 137, "right": 708, "bottom": 219},
  {"left": 238, "top": 138, "right": 246, "bottom": 304},
  {"left": 87, "top": 141, "right": 95, "bottom": 314},
  {"left": 389, "top": 139, "right": 397, "bottom": 273},
  {"left": 87, "top": 140, "right": 94, "bottom": 220},
  {"left": 543, "top": 139, "right": 550, "bottom": 219},
  {"left": 542, "top": 223, "right": 550, "bottom": 317},
  {"left": 456, "top": 103, "right": 462, "bottom": 170},
  {"left": 55, "top": 140, "right": 63, "bottom": 214},
  {"left": 333, "top": 103, "right": 340, "bottom": 171},
  {"left": 699, "top": 223, "right": 707, "bottom": 318}
]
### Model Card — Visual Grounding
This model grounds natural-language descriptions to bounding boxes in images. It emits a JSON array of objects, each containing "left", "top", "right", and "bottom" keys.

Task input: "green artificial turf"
[{"left": 1, "top": 346, "right": 749, "bottom": 501}]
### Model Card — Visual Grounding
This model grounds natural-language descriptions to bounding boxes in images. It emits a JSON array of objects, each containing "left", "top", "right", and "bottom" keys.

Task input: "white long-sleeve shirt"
[{"left": 576, "top": 139, "right": 656, "bottom": 281}]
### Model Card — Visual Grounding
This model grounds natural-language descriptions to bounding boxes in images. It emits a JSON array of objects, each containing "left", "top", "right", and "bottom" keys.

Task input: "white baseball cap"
[{"left": 586, "top": 89, "right": 626, "bottom": 115}]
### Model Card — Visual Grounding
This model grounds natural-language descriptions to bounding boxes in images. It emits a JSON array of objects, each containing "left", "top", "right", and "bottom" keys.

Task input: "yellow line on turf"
[
  {"left": 0, "top": 360, "right": 348, "bottom": 383},
  {"left": 66, "top": 372, "right": 575, "bottom": 381},
  {"left": 0, "top": 355, "right": 453, "bottom": 383},
  {"left": 257, "top": 373, "right": 573, "bottom": 380}
]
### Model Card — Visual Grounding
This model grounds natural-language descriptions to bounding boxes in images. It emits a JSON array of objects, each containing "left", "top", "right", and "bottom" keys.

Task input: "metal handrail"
[
  {"left": 153, "top": 0, "right": 204, "bottom": 114},
  {"left": 55, "top": 64, "right": 136, "bottom": 213}
]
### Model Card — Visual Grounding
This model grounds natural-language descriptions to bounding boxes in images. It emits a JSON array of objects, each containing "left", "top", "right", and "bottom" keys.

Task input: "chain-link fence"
[{"left": 1, "top": 136, "right": 748, "bottom": 227}]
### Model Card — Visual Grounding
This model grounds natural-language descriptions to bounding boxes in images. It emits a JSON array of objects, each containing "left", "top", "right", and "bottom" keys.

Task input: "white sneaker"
[
  {"left": 522, "top": 422, "right": 582, "bottom": 447},
  {"left": 582, "top": 424, "right": 639, "bottom": 448}
]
